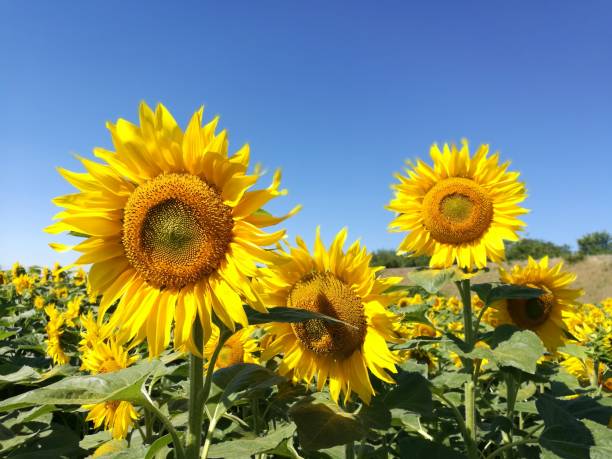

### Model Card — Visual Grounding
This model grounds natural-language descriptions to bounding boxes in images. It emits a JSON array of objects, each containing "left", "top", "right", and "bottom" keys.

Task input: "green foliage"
[
  {"left": 371, "top": 249, "right": 429, "bottom": 268},
  {"left": 577, "top": 231, "right": 612, "bottom": 255},
  {"left": 505, "top": 238, "right": 572, "bottom": 261}
]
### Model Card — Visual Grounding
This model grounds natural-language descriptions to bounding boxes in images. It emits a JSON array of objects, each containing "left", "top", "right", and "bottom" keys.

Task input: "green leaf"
[
  {"left": 384, "top": 371, "right": 433, "bottom": 416},
  {"left": 144, "top": 434, "right": 173, "bottom": 459},
  {"left": 207, "top": 423, "right": 296, "bottom": 458},
  {"left": 491, "top": 330, "right": 545, "bottom": 374},
  {"left": 0, "top": 365, "right": 40, "bottom": 388},
  {"left": 207, "top": 363, "right": 284, "bottom": 424},
  {"left": 471, "top": 283, "right": 543, "bottom": 306},
  {"left": 582, "top": 419, "right": 612, "bottom": 459},
  {"left": 557, "top": 343, "right": 589, "bottom": 361},
  {"left": 245, "top": 306, "right": 352, "bottom": 327},
  {"left": 395, "top": 304, "right": 434, "bottom": 327},
  {"left": 79, "top": 430, "right": 112, "bottom": 449},
  {"left": 408, "top": 268, "right": 463, "bottom": 294},
  {"left": 5, "top": 424, "right": 83, "bottom": 458},
  {"left": 0, "top": 360, "right": 161, "bottom": 411},
  {"left": 289, "top": 400, "right": 366, "bottom": 450},
  {"left": 399, "top": 436, "right": 466, "bottom": 458},
  {"left": 537, "top": 395, "right": 594, "bottom": 459}
]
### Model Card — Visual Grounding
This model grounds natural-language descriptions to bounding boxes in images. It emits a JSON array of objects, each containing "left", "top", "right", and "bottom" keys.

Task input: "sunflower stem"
[
  {"left": 456, "top": 279, "right": 479, "bottom": 459},
  {"left": 141, "top": 386, "right": 186, "bottom": 459},
  {"left": 186, "top": 320, "right": 205, "bottom": 459},
  {"left": 200, "top": 324, "right": 232, "bottom": 459}
]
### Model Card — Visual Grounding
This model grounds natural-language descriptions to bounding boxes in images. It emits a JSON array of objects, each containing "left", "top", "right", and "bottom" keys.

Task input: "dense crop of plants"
[{"left": 1, "top": 104, "right": 610, "bottom": 458}]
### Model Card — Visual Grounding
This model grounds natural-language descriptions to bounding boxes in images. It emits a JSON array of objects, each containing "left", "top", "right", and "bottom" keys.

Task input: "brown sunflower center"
[
  {"left": 288, "top": 272, "right": 366, "bottom": 358},
  {"left": 507, "top": 290, "right": 555, "bottom": 329},
  {"left": 122, "top": 173, "right": 233, "bottom": 289},
  {"left": 422, "top": 177, "right": 494, "bottom": 244}
]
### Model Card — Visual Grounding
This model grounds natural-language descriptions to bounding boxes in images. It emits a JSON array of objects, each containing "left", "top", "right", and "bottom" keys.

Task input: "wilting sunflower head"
[
  {"left": 258, "top": 227, "right": 403, "bottom": 404},
  {"left": 492, "top": 256, "right": 583, "bottom": 351},
  {"left": 388, "top": 140, "right": 527, "bottom": 269},
  {"left": 47, "top": 102, "right": 300, "bottom": 357}
]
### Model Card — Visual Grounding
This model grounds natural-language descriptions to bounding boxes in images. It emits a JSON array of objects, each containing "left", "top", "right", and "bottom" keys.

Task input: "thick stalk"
[
  {"left": 456, "top": 279, "right": 478, "bottom": 457},
  {"left": 185, "top": 320, "right": 204, "bottom": 459}
]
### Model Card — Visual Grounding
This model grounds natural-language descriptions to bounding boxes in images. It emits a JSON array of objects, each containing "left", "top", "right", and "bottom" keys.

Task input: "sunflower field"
[{"left": 0, "top": 103, "right": 611, "bottom": 459}]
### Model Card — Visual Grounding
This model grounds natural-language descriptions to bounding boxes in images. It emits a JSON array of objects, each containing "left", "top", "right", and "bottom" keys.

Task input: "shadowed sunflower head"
[
  {"left": 492, "top": 256, "right": 583, "bottom": 351},
  {"left": 47, "top": 102, "right": 300, "bottom": 357},
  {"left": 257, "top": 227, "right": 403, "bottom": 404},
  {"left": 388, "top": 140, "right": 527, "bottom": 269}
]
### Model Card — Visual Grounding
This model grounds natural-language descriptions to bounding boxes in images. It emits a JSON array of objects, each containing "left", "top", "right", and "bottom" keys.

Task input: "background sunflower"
[{"left": 388, "top": 140, "right": 527, "bottom": 269}]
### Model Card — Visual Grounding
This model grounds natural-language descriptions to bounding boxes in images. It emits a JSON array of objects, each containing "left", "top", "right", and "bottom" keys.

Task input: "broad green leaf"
[
  {"left": 432, "top": 372, "right": 471, "bottom": 390},
  {"left": 395, "top": 304, "right": 434, "bottom": 327},
  {"left": 491, "top": 330, "right": 545, "bottom": 374},
  {"left": 5, "top": 424, "right": 83, "bottom": 458},
  {"left": 0, "top": 365, "right": 40, "bottom": 388},
  {"left": 245, "top": 306, "right": 351, "bottom": 327},
  {"left": 384, "top": 371, "right": 433, "bottom": 416},
  {"left": 207, "top": 363, "right": 284, "bottom": 424},
  {"left": 557, "top": 343, "right": 589, "bottom": 361},
  {"left": 398, "top": 436, "right": 466, "bottom": 458},
  {"left": 207, "top": 423, "right": 296, "bottom": 458},
  {"left": 145, "top": 434, "right": 173, "bottom": 459},
  {"left": 0, "top": 360, "right": 161, "bottom": 411},
  {"left": 408, "top": 268, "right": 462, "bottom": 294},
  {"left": 289, "top": 400, "right": 366, "bottom": 450},
  {"left": 582, "top": 419, "right": 612, "bottom": 459},
  {"left": 471, "top": 283, "right": 543, "bottom": 306},
  {"left": 79, "top": 430, "right": 112, "bottom": 449},
  {"left": 537, "top": 395, "right": 594, "bottom": 459}
]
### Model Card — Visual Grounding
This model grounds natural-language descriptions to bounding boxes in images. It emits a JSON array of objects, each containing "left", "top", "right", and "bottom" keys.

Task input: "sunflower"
[
  {"left": 47, "top": 102, "right": 299, "bottom": 356},
  {"left": 44, "top": 304, "right": 69, "bottom": 365},
  {"left": 388, "top": 140, "right": 527, "bottom": 269},
  {"left": 491, "top": 257, "right": 583, "bottom": 351},
  {"left": 13, "top": 274, "right": 34, "bottom": 295},
  {"left": 81, "top": 338, "right": 139, "bottom": 439},
  {"left": 63, "top": 295, "right": 83, "bottom": 327},
  {"left": 34, "top": 295, "right": 46, "bottom": 310},
  {"left": 204, "top": 325, "right": 260, "bottom": 369},
  {"left": 79, "top": 310, "right": 113, "bottom": 353},
  {"left": 258, "top": 228, "right": 402, "bottom": 404}
]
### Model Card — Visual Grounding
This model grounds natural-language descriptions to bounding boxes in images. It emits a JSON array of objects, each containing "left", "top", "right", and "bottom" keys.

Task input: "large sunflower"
[
  {"left": 388, "top": 140, "right": 527, "bottom": 269},
  {"left": 258, "top": 228, "right": 402, "bottom": 404},
  {"left": 47, "top": 103, "right": 299, "bottom": 356},
  {"left": 491, "top": 256, "right": 583, "bottom": 351}
]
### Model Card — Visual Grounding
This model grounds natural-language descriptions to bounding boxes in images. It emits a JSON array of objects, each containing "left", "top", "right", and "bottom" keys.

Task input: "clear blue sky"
[{"left": 1, "top": 0, "right": 611, "bottom": 268}]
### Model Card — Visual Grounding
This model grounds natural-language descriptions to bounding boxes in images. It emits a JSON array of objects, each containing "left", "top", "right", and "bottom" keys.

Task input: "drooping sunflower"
[
  {"left": 388, "top": 140, "right": 527, "bottom": 269},
  {"left": 44, "top": 304, "right": 69, "bottom": 365},
  {"left": 81, "top": 338, "right": 139, "bottom": 439},
  {"left": 258, "top": 228, "right": 403, "bottom": 404},
  {"left": 204, "top": 325, "right": 260, "bottom": 369},
  {"left": 47, "top": 102, "right": 299, "bottom": 356},
  {"left": 491, "top": 256, "right": 583, "bottom": 351}
]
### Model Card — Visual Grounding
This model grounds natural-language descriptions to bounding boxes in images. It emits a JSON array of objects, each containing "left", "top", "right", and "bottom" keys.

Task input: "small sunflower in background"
[
  {"left": 44, "top": 304, "right": 69, "bottom": 365},
  {"left": 203, "top": 325, "right": 260, "bottom": 370},
  {"left": 388, "top": 140, "right": 527, "bottom": 269},
  {"left": 81, "top": 338, "right": 139, "bottom": 439},
  {"left": 258, "top": 228, "right": 402, "bottom": 404},
  {"left": 491, "top": 256, "right": 583, "bottom": 351},
  {"left": 47, "top": 102, "right": 299, "bottom": 357}
]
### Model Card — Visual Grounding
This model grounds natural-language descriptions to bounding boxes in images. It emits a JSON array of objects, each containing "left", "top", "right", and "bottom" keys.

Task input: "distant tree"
[
  {"left": 370, "top": 249, "right": 429, "bottom": 268},
  {"left": 577, "top": 231, "right": 612, "bottom": 255},
  {"left": 505, "top": 238, "right": 571, "bottom": 261}
]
